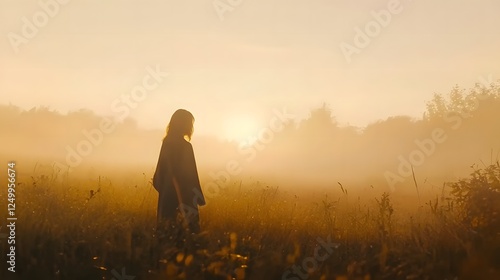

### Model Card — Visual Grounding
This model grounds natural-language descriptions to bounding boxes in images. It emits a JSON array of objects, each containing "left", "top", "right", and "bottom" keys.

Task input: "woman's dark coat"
[{"left": 153, "top": 137, "right": 205, "bottom": 228}]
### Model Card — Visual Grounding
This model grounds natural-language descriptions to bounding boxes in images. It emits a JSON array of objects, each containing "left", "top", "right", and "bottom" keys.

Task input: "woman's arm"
[
  {"left": 181, "top": 142, "right": 206, "bottom": 206},
  {"left": 153, "top": 140, "right": 169, "bottom": 192}
]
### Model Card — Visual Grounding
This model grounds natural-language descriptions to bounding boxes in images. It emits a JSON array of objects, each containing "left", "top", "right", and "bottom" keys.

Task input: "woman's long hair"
[{"left": 165, "top": 109, "right": 195, "bottom": 141}]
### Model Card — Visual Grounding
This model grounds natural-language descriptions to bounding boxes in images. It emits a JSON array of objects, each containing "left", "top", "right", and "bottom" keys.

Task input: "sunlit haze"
[
  {"left": 2, "top": 0, "right": 500, "bottom": 189},
  {"left": 2, "top": 1, "right": 500, "bottom": 278},
  {"left": 1, "top": 0, "right": 500, "bottom": 136}
]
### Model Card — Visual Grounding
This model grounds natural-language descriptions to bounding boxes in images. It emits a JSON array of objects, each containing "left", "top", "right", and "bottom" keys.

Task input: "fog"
[{"left": 2, "top": 82, "right": 499, "bottom": 198}]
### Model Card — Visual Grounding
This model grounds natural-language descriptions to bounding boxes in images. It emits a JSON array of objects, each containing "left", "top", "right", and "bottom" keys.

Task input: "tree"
[
  {"left": 425, "top": 82, "right": 500, "bottom": 121},
  {"left": 298, "top": 103, "right": 337, "bottom": 137}
]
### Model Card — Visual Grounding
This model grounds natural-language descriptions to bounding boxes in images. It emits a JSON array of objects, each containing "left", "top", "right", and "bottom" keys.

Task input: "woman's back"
[{"left": 153, "top": 109, "right": 205, "bottom": 233}]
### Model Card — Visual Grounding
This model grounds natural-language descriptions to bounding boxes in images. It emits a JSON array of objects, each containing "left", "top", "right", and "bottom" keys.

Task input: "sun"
[{"left": 223, "top": 114, "right": 260, "bottom": 145}]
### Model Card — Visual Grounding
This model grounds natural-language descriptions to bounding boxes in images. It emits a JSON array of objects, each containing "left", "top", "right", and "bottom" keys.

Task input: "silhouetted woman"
[{"left": 153, "top": 109, "right": 205, "bottom": 234}]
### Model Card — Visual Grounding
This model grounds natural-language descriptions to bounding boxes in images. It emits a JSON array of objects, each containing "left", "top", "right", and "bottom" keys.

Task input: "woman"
[{"left": 153, "top": 109, "right": 205, "bottom": 233}]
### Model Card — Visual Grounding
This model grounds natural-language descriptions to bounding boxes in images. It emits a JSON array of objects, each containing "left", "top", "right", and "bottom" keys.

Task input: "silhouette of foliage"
[{"left": 450, "top": 162, "right": 500, "bottom": 236}]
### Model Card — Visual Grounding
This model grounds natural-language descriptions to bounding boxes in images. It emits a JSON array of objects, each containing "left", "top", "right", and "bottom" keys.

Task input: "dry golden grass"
[{"left": 1, "top": 163, "right": 499, "bottom": 280}]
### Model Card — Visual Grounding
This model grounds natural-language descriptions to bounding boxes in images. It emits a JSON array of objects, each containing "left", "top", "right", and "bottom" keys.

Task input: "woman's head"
[{"left": 165, "top": 109, "right": 195, "bottom": 141}]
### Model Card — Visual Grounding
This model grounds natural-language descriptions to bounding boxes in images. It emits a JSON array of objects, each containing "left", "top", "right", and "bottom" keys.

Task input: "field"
[{"left": 1, "top": 163, "right": 499, "bottom": 280}]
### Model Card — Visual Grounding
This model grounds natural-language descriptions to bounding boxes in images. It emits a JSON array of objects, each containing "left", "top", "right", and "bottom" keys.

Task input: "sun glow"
[{"left": 223, "top": 115, "right": 260, "bottom": 145}]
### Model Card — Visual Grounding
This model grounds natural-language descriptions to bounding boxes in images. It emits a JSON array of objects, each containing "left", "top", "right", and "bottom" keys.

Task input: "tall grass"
[{"left": 1, "top": 163, "right": 499, "bottom": 279}]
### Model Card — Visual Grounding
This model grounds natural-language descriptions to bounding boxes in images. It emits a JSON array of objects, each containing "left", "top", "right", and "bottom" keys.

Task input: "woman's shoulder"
[
  {"left": 164, "top": 137, "right": 192, "bottom": 147},
  {"left": 181, "top": 139, "right": 193, "bottom": 149}
]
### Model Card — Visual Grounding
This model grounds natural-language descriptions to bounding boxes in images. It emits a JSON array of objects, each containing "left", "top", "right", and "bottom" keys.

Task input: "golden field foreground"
[{"left": 1, "top": 163, "right": 499, "bottom": 280}]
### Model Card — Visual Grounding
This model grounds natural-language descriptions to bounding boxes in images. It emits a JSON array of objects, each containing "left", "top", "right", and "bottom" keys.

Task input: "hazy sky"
[{"left": 1, "top": 0, "right": 499, "bottom": 141}]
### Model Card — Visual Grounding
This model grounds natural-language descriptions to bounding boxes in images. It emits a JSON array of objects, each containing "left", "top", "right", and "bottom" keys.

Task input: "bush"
[{"left": 450, "top": 162, "right": 500, "bottom": 237}]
